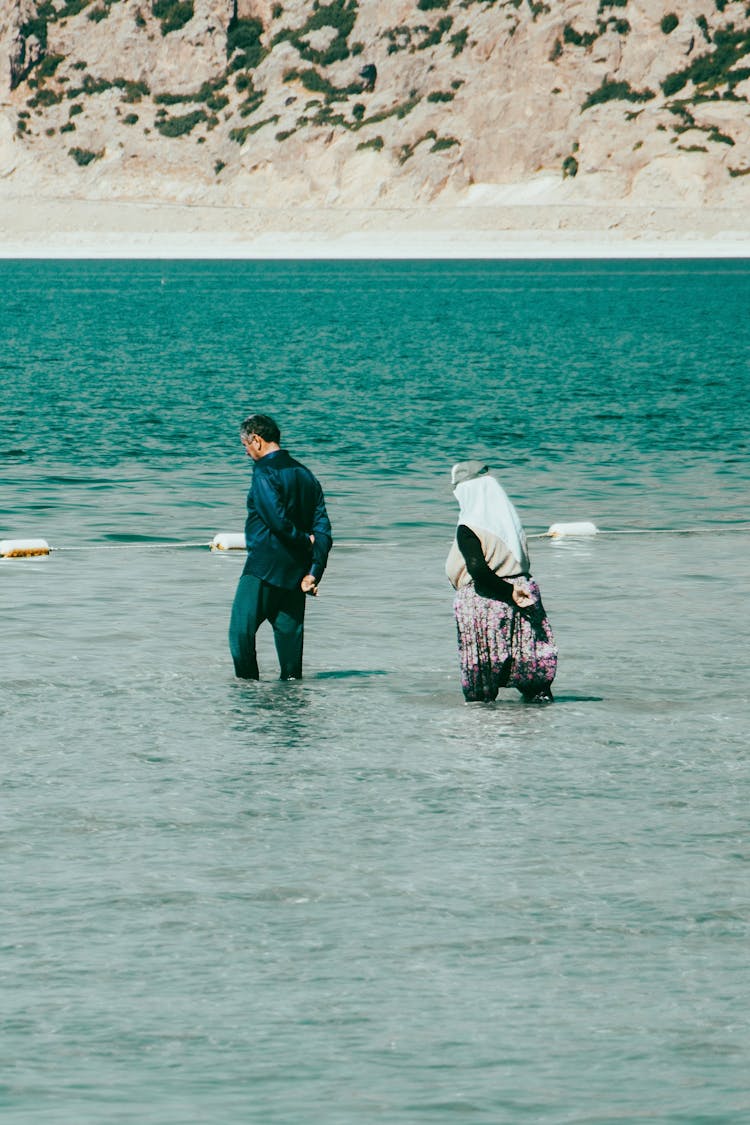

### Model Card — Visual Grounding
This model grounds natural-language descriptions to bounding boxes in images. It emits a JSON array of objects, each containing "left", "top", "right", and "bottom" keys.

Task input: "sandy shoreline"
[{"left": 3, "top": 195, "right": 750, "bottom": 258}]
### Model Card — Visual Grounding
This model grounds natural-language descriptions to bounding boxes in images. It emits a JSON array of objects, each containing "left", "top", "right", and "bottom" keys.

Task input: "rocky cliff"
[{"left": 1, "top": 0, "right": 749, "bottom": 209}]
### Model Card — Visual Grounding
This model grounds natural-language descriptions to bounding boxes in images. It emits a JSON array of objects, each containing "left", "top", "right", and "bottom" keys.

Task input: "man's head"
[{"left": 240, "top": 413, "right": 281, "bottom": 461}]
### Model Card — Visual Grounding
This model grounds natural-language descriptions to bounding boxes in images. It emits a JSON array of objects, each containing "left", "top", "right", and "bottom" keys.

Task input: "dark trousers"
[{"left": 229, "top": 573, "right": 306, "bottom": 680}]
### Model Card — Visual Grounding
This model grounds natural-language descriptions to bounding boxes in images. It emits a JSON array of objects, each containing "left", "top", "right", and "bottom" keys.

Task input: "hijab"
[{"left": 451, "top": 461, "right": 529, "bottom": 572}]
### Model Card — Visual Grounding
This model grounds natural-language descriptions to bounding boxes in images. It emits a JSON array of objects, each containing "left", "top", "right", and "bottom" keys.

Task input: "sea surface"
[{"left": 1, "top": 260, "right": 749, "bottom": 1124}]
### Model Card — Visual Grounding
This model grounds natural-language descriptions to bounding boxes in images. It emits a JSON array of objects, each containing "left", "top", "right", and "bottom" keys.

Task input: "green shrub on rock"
[
  {"left": 155, "top": 110, "right": 205, "bottom": 136},
  {"left": 356, "top": 135, "right": 384, "bottom": 151},
  {"left": 152, "top": 0, "right": 193, "bottom": 35},
  {"left": 582, "top": 79, "right": 654, "bottom": 109},
  {"left": 227, "top": 17, "right": 266, "bottom": 69},
  {"left": 69, "top": 146, "right": 102, "bottom": 165},
  {"left": 431, "top": 135, "right": 458, "bottom": 152}
]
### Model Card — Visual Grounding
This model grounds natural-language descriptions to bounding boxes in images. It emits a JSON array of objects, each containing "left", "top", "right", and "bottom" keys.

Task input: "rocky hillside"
[{"left": 2, "top": 0, "right": 750, "bottom": 207}]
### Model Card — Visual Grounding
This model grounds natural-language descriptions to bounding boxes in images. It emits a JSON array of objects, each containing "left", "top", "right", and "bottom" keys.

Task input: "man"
[{"left": 229, "top": 413, "right": 333, "bottom": 680}]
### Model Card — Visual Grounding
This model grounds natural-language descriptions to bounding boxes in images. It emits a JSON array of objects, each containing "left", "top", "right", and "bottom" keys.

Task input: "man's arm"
[{"left": 308, "top": 486, "right": 332, "bottom": 582}]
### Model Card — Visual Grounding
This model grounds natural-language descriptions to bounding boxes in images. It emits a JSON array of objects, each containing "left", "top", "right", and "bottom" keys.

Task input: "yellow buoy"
[{"left": 0, "top": 538, "right": 51, "bottom": 558}]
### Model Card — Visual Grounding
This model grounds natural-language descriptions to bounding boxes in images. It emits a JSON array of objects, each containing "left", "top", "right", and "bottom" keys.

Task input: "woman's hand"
[{"left": 512, "top": 585, "right": 535, "bottom": 609}]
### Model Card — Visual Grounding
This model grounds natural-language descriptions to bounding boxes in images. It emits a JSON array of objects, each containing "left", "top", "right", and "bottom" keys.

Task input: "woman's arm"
[
  {"left": 456, "top": 525, "right": 516, "bottom": 605},
  {"left": 456, "top": 526, "right": 536, "bottom": 610}
]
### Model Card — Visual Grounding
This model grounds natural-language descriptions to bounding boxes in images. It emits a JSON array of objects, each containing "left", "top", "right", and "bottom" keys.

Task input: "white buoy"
[
  {"left": 0, "top": 538, "right": 51, "bottom": 558},
  {"left": 546, "top": 522, "right": 599, "bottom": 539},
  {"left": 210, "top": 532, "right": 247, "bottom": 552}
]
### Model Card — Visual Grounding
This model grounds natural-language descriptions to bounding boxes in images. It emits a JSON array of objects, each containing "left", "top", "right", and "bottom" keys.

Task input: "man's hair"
[{"left": 240, "top": 414, "right": 281, "bottom": 444}]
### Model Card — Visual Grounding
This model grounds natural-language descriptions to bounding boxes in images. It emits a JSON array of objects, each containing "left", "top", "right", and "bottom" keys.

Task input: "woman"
[{"left": 446, "top": 461, "right": 557, "bottom": 703}]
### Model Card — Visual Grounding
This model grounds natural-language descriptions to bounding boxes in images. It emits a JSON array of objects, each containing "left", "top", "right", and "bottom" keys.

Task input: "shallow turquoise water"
[{"left": 1, "top": 261, "right": 749, "bottom": 1123}]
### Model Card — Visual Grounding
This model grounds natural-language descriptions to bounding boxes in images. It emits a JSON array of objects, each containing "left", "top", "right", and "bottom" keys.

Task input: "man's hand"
[{"left": 301, "top": 574, "right": 318, "bottom": 596}]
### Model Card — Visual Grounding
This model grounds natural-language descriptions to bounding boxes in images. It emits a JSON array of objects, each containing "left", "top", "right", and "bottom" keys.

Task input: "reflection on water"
[
  {"left": 313, "top": 669, "right": 389, "bottom": 679},
  {"left": 228, "top": 680, "right": 315, "bottom": 749}
]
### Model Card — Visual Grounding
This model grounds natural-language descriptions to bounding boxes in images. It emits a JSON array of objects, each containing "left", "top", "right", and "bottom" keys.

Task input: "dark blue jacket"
[{"left": 243, "top": 450, "right": 332, "bottom": 589}]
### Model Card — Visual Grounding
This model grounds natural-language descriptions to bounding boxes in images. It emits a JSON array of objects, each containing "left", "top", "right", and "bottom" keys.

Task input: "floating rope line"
[
  {"left": 52, "top": 541, "right": 212, "bottom": 552},
  {"left": 0, "top": 537, "right": 214, "bottom": 558},
  {"left": 596, "top": 526, "right": 750, "bottom": 536},
  {"left": 584, "top": 526, "right": 750, "bottom": 535},
  {"left": 2, "top": 523, "right": 750, "bottom": 559},
  {"left": 528, "top": 524, "right": 750, "bottom": 540}
]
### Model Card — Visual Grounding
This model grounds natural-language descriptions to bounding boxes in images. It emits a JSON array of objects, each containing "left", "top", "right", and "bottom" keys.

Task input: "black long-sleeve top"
[{"left": 456, "top": 524, "right": 519, "bottom": 605}]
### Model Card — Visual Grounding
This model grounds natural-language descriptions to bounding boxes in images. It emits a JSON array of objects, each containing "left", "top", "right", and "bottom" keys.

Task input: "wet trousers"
[{"left": 229, "top": 573, "right": 306, "bottom": 680}]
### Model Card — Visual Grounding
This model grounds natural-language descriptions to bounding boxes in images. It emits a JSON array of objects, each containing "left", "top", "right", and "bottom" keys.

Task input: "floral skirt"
[{"left": 454, "top": 580, "right": 558, "bottom": 702}]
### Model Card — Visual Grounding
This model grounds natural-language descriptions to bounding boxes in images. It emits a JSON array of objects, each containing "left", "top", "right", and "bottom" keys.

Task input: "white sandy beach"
[{"left": 3, "top": 193, "right": 750, "bottom": 259}]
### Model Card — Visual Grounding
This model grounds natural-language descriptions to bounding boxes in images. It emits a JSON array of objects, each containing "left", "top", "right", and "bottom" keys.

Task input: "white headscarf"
[{"left": 452, "top": 463, "right": 529, "bottom": 571}]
